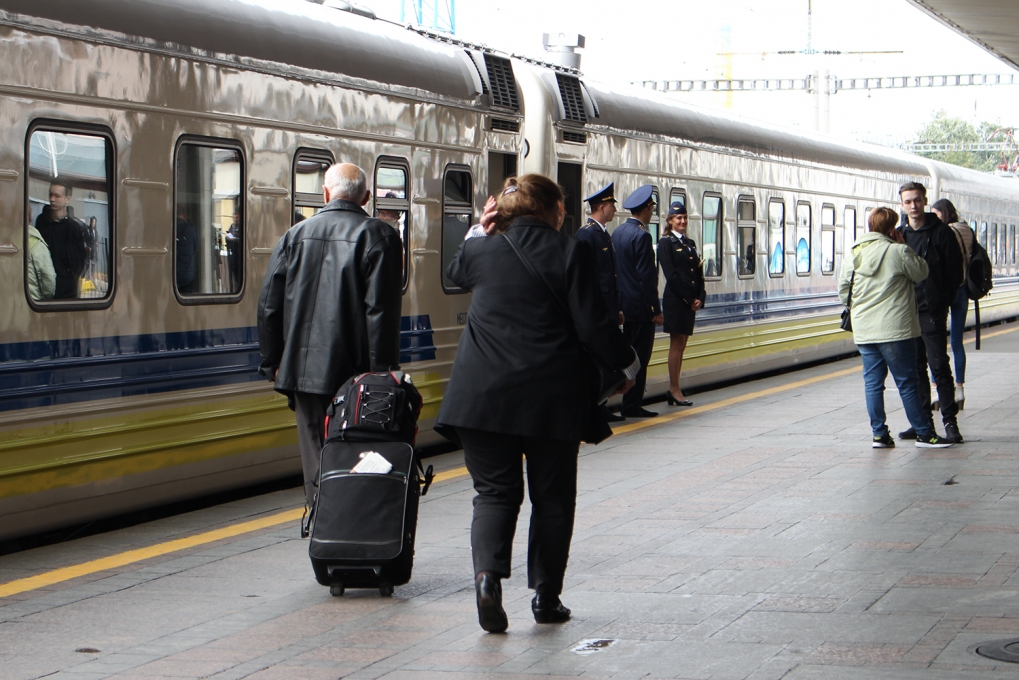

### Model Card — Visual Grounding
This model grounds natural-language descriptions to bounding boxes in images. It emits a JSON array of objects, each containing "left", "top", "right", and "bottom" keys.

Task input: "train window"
[
  {"left": 979, "top": 222, "right": 988, "bottom": 247},
  {"left": 293, "top": 151, "right": 332, "bottom": 224},
  {"left": 669, "top": 188, "right": 686, "bottom": 214},
  {"left": 375, "top": 159, "right": 411, "bottom": 288},
  {"left": 844, "top": 207, "right": 856, "bottom": 253},
  {"left": 441, "top": 166, "right": 473, "bottom": 293},
  {"left": 737, "top": 196, "right": 755, "bottom": 277},
  {"left": 821, "top": 229, "right": 835, "bottom": 275},
  {"left": 649, "top": 188, "right": 661, "bottom": 244},
  {"left": 991, "top": 224, "right": 998, "bottom": 264},
  {"left": 701, "top": 193, "right": 722, "bottom": 278},
  {"left": 796, "top": 202, "right": 811, "bottom": 275},
  {"left": 26, "top": 127, "right": 115, "bottom": 306},
  {"left": 1011, "top": 225, "right": 1016, "bottom": 264},
  {"left": 174, "top": 141, "right": 244, "bottom": 299},
  {"left": 768, "top": 200, "right": 785, "bottom": 276},
  {"left": 821, "top": 205, "right": 835, "bottom": 228}
]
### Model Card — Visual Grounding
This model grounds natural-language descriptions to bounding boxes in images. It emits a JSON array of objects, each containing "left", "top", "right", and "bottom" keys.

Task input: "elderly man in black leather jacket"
[{"left": 257, "top": 163, "right": 403, "bottom": 504}]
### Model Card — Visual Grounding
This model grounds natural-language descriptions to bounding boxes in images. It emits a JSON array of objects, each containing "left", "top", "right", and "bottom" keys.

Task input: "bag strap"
[
  {"left": 846, "top": 270, "right": 856, "bottom": 309},
  {"left": 503, "top": 230, "right": 573, "bottom": 322}
]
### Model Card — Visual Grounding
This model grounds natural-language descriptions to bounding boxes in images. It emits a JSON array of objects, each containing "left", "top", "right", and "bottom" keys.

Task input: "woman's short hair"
[
  {"left": 495, "top": 174, "right": 564, "bottom": 233},
  {"left": 868, "top": 207, "right": 899, "bottom": 236},
  {"left": 930, "top": 198, "right": 960, "bottom": 224}
]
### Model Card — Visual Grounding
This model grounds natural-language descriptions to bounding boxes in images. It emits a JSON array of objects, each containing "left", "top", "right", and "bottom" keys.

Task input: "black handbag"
[
  {"left": 840, "top": 271, "right": 855, "bottom": 332},
  {"left": 503, "top": 232, "right": 624, "bottom": 443}
]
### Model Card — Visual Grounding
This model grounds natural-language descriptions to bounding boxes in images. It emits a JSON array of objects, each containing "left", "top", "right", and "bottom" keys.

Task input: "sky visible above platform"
[{"left": 367, "top": 0, "right": 1018, "bottom": 147}]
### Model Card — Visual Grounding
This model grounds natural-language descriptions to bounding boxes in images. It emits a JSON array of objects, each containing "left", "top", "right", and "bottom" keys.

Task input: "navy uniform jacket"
[
  {"left": 658, "top": 232, "right": 706, "bottom": 307},
  {"left": 611, "top": 217, "right": 661, "bottom": 322},
  {"left": 574, "top": 218, "right": 620, "bottom": 319}
]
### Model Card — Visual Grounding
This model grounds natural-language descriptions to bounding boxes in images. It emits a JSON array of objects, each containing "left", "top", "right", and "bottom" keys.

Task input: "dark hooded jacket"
[
  {"left": 256, "top": 199, "right": 403, "bottom": 397},
  {"left": 897, "top": 213, "right": 964, "bottom": 314}
]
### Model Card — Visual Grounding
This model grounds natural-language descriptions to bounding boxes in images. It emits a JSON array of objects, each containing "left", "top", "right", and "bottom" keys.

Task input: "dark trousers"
[
  {"left": 457, "top": 427, "right": 579, "bottom": 596},
  {"left": 622, "top": 320, "right": 655, "bottom": 412},
  {"left": 916, "top": 309, "right": 959, "bottom": 425},
  {"left": 293, "top": 391, "right": 332, "bottom": 505}
]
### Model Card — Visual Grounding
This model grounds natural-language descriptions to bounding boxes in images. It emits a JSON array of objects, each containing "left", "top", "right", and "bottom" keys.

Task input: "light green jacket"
[
  {"left": 27, "top": 226, "right": 56, "bottom": 300},
  {"left": 838, "top": 232, "right": 928, "bottom": 345}
]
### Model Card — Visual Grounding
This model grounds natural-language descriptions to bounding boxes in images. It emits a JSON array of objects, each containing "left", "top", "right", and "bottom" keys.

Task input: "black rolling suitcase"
[{"left": 302, "top": 372, "right": 433, "bottom": 597}]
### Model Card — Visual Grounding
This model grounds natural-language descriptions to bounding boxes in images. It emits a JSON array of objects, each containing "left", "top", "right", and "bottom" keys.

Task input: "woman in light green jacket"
[
  {"left": 27, "top": 224, "right": 56, "bottom": 300},
  {"left": 838, "top": 207, "right": 950, "bottom": 449}
]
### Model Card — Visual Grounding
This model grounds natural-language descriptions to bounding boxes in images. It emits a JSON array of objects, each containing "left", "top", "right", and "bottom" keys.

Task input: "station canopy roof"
[{"left": 906, "top": 0, "right": 1019, "bottom": 71}]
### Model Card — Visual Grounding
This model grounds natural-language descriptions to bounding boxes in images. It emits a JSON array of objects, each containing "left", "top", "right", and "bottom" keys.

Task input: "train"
[{"left": 1, "top": 0, "right": 1017, "bottom": 542}]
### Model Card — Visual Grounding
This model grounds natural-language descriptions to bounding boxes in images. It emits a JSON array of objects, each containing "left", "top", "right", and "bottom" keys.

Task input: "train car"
[{"left": 1, "top": 0, "right": 1016, "bottom": 543}]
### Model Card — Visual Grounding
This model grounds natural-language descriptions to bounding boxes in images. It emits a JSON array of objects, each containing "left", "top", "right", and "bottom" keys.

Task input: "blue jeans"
[
  {"left": 858, "top": 340, "right": 934, "bottom": 438},
  {"left": 949, "top": 285, "right": 968, "bottom": 384}
]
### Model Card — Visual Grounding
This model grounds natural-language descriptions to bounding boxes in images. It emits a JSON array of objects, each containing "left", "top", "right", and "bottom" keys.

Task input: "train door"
[
  {"left": 557, "top": 162, "right": 582, "bottom": 236},
  {"left": 488, "top": 152, "right": 518, "bottom": 197}
]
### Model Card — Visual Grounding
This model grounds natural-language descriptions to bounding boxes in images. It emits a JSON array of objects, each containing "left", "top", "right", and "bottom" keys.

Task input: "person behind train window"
[
  {"left": 225, "top": 210, "right": 242, "bottom": 292},
  {"left": 575, "top": 182, "right": 625, "bottom": 423},
  {"left": 34, "top": 180, "right": 88, "bottom": 299},
  {"left": 897, "top": 182, "right": 965, "bottom": 444},
  {"left": 435, "top": 174, "right": 639, "bottom": 633},
  {"left": 175, "top": 205, "right": 197, "bottom": 294},
  {"left": 27, "top": 211, "right": 56, "bottom": 301},
  {"left": 840, "top": 207, "right": 951, "bottom": 449},
  {"left": 930, "top": 198, "right": 973, "bottom": 410},
  {"left": 659, "top": 201, "right": 705, "bottom": 407},
  {"left": 613, "top": 184, "right": 663, "bottom": 418},
  {"left": 257, "top": 163, "right": 403, "bottom": 507}
]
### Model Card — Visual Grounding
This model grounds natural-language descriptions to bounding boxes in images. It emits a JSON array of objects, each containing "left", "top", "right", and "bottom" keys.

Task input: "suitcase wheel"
[
  {"left": 329, "top": 584, "right": 345, "bottom": 597},
  {"left": 379, "top": 584, "right": 394, "bottom": 597}
]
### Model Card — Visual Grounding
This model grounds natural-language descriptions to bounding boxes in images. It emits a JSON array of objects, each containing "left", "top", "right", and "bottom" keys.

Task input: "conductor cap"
[
  {"left": 667, "top": 201, "right": 687, "bottom": 216},
  {"left": 622, "top": 184, "right": 656, "bottom": 211},
  {"left": 584, "top": 182, "right": 616, "bottom": 206}
]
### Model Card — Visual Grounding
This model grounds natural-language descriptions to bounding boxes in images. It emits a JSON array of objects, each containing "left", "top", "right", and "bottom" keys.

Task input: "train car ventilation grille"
[
  {"left": 465, "top": 51, "right": 489, "bottom": 95},
  {"left": 490, "top": 118, "right": 520, "bottom": 132},
  {"left": 555, "top": 73, "right": 588, "bottom": 124},
  {"left": 483, "top": 55, "right": 520, "bottom": 110},
  {"left": 562, "top": 131, "right": 587, "bottom": 144}
]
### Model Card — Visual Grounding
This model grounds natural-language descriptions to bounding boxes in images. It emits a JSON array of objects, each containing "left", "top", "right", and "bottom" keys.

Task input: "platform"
[{"left": 2, "top": 321, "right": 1018, "bottom": 680}]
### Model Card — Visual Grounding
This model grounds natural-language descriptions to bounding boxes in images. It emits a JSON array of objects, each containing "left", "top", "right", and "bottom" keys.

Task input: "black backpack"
[
  {"left": 325, "top": 372, "right": 423, "bottom": 445},
  {"left": 966, "top": 240, "right": 994, "bottom": 301}
]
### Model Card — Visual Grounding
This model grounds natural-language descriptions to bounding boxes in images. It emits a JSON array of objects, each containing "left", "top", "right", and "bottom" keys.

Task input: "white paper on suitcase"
[{"left": 350, "top": 451, "right": 393, "bottom": 474}]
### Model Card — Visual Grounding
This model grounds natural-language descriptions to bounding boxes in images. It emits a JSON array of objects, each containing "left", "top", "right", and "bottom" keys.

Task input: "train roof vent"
[
  {"left": 483, "top": 54, "right": 520, "bottom": 110},
  {"left": 580, "top": 81, "right": 600, "bottom": 118},
  {"left": 490, "top": 118, "right": 520, "bottom": 133},
  {"left": 562, "top": 130, "right": 587, "bottom": 144},
  {"left": 465, "top": 51, "right": 489, "bottom": 95},
  {"left": 555, "top": 73, "right": 588, "bottom": 124}
]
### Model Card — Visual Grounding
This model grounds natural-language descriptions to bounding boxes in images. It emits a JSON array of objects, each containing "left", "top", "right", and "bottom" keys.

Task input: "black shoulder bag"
[
  {"left": 502, "top": 232, "right": 625, "bottom": 444},
  {"left": 840, "top": 271, "right": 855, "bottom": 332}
]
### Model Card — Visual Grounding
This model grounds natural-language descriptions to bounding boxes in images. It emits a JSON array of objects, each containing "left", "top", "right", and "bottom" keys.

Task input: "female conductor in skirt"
[
  {"left": 658, "top": 201, "right": 706, "bottom": 406},
  {"left": 436, "top": 174, "right": 640, "bottom": 633}
]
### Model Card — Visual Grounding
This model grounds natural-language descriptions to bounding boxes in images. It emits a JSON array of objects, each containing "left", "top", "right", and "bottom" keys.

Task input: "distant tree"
[{"left": 912, "top": 111, "right": 1000, "bottom": 172}]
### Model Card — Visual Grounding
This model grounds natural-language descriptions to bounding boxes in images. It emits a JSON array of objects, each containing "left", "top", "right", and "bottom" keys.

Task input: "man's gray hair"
[{"left": 324, "top": 163, "right": 368, "bottom": 202}]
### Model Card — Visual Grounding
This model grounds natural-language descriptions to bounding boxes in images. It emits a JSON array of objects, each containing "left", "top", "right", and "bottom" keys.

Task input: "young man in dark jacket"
[
  {"left": 897, "top": 182, "right": 965, "bottom": 443},
  {"left": 35, "top": 181, "right": 89, "bottom": 300},
  {"left": 257, "top": 163, "right": 404, "bottom": 504}
]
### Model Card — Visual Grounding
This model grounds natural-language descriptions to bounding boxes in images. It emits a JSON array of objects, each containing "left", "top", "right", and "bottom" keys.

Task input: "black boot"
[
  {"left": 475, "top": 573, "right": 508, "bottom": 633},
  {"left": 531, "top": 593, "right": 571, "bottom": 623}
]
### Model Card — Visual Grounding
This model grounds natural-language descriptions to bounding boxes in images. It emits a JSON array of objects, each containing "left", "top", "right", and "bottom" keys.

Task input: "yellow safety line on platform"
[
  {"left": 0, "top": 508, "right": 305, "bottom": 599},
  {"left": 0, "top": 362, "right": 867, "bottom": 599},
  {"left": 964, "top": 323, "right": 1019, "bottom": 345}
]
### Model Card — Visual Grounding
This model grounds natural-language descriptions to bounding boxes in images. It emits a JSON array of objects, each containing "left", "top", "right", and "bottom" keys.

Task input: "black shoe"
[
  {"left": 475, "top": 573, "right": 507, "bottom": 633},
  {"left": 915, "top": 432, "right": 953, "bottom": 449},
  {"left": 872, "top": 433, "right": 895, "bottom": 448},
  {"left": 944, "top": 422, "right": 964, "bottom": 444},
  {"left": 898, "top": 427, "right": 917, "bottom": 440},
  {"left": 667, "top": 392, "right": 693, "bottom": 407},
  {"left": 600, "top": 405, "right": 626, "bottom": 422},
  {"left": 621, "top": 407, "right": 658, "bottom": 418},
  {"left": 531, "top": 593, "right": 571, "bottom": 624}
]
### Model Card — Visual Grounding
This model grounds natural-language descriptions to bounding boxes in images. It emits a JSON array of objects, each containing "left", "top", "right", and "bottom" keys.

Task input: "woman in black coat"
[
  {"left": 658, "top": 201, "right": 706, "bottom": 406},
  {"left": 436, "top": 174, "right": 638, "bottom": 633}
]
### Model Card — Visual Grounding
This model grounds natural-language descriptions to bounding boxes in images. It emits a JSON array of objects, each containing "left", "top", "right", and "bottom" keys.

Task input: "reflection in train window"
[
  {"left": 649, "top": 188, "right": 660, "bottom": 244},
  {"left": 27, "top": 128, "right": 114, "bottom": 304},
  {"left": 821, "top": 229, "right": 835, "bottom": 275},
  {"left": 990, "top": 224, "right": 998, "bottom": 264},
  {"left": 796, "top": 202, "right": 811, "bottom": 275},
  {"left": 737, "top": 196, "right": 755, "bottom": 277},
  {"left": 175, "top": 142, "right": 244, "bottom": 298},
  {"left": 293, "top": 151, "right": 332, "bottom": 224},
  {"left": 844, "top": 207, "right": 856, "bottom": 252},
  {"left": 768, "top": 200, "right": 785, "bottom": 276},
  {"left": 979, "top": 222, "right": 987, "bottom": 247},
  {"left": 1011, "top": 225, "right": 1016, "bottom": 264},
  {"left": 375, "top": 159, "right": 410, "bottom": 287},
  {"left": 701, "top": 193, "right": 722, "bottom": 278},
  {"left": 441, "top": 166, "right": 473, "bottom": 292}
]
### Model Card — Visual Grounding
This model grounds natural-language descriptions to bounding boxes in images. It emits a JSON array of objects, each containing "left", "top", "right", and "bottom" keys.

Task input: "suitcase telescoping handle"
[{"left": 419, "top": 462, "right": 434, "bottom": 496}]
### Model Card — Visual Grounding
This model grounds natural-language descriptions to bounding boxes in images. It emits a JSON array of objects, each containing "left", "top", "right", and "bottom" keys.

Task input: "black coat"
[
  {"left": 574, "top": 218, "right": 621, "bottom": 319},
  {"left": 435, "top": 218, "right": 636, "bottom": 441},
  {"left": 257, "top": 199, "right": 403, "bottom": 397},
  {"left": 35, "top": 207, "right": 89, "bottom": 300},
  {"left": 611, "top": 218, "right": 661, "bottom": 322},
  {"left": 658, "top": 232, "right": 706, "bottom": 307},
  {"left": 898, "top": 214, "right": 964, "bottom": 314}
]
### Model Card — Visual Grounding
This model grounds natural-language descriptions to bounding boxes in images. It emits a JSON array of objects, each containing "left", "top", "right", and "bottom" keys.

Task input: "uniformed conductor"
[
  {"left": 612, "top": 185, "right": 663, "bottom": 418},
  {"left": 575, "top": 182, "right": 625, "bottom": 422}
]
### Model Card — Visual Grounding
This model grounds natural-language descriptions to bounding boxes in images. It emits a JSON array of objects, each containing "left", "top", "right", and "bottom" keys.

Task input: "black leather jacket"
[{"left": 257, "top": 199, "right": 403, "bottom": 397}]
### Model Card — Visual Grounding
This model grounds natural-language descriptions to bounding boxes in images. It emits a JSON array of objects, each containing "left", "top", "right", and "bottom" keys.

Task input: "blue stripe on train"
[{"left": 0, "top": 315, "right": 436, "bottom": 413}]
